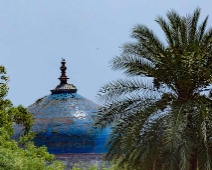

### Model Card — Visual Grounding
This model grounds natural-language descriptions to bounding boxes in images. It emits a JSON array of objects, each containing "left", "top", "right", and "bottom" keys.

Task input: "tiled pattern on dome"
[{"left": 27, "top": 93, "right": 110, "bottom": 154}]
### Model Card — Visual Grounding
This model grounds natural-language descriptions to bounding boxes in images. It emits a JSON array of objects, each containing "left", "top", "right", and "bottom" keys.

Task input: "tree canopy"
[
  {"left": 96, "top": 8, "right": 212, "bottom": 170},
  {"left": 0, "top": 65, "right": 64, "bottom": 170}
]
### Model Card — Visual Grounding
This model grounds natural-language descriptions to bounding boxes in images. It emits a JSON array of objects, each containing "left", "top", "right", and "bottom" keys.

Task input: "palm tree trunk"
[{"left": 189, "top": 149, "right": 197, "bottom": 170}]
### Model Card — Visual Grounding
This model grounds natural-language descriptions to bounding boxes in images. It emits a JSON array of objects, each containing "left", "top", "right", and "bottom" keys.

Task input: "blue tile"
[{"left": 28, "top": 92, "right": 110, "bottom": 154}]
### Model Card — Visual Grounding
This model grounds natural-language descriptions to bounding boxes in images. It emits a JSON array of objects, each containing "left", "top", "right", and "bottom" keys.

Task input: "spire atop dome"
[
  {"left": 59, "top": 58, "right": 69, "bottom": 84},
  {"left": 51, "top": 59, "right": 77, "bottom": 94}
]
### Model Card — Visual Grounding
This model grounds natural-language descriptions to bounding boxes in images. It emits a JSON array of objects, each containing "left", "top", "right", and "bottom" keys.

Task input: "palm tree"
[{"left": 95, "top": 8, "right": 212, "bottom": 170}]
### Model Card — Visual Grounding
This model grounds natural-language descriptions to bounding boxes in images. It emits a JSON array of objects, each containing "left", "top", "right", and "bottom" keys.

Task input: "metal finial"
[
  {"left": 51, "top": 59, "right": 77, "bottom": 94},
  {"left": 59, "top": 58, "right": 69, "bottom": 84}
]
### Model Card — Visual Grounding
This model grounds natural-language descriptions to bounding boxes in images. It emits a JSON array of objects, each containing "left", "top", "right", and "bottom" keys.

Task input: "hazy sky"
[{"left": 1, "top": 1, "right": 212, "bottom": 106}]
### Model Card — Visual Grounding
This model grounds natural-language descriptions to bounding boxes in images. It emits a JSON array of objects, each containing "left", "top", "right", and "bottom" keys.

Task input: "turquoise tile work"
[
  {"left": 27, "top": 59, "right": 110, "bottom": 154},
  {"left": 28, "top": 92, "right": 110, "bottom": 154}
]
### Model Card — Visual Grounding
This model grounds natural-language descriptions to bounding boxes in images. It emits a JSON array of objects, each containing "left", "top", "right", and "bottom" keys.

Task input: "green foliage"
[
  {"left": 70, "top": 160, "right": 132, "bottom": 170},
  {"left": 0, "top": 65, "right": 64, "bottom": 170},
  {"left": 96, "top": 8, "right": 212, "bottom": 170},
  {"left": 71, "top": 166, "right": 100, "bottom": 170},
  {"left": 70, "top": 161, "right": 109, "bottom": 170},
  {"left": 71, "top": 163, "right": 126, "bottom": 170}
]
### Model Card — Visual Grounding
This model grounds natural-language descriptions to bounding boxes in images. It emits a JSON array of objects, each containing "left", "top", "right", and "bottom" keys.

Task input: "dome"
[{"left": 27, "top": 59, "right": 110, "bottom": 154}]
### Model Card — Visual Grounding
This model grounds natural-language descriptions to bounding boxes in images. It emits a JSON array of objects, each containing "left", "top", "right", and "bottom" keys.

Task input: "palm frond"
[
  {"left": 95, "top": 93, "right": 158, "bottom": 129},
  {"left": 197, "top": 15, "right": 209, "bottom": 43},
  {"left": 111, "top": 55, "right": 155, "bottom": 76},
  {"left": 155, "top": 16, "right": 174, "bottom": 47},
  {"left": 166, "top": 9, "right": 181, "bottom": 48},
  {"left": 97, "top": 78, "right": 160, "bottom": 102},
  {"left": 131, "top": 24, "right": 166, "bottom": 56},
  {"left": 188, "top": 8, "right": 201, "bottom": 45},
  {"left": 122, "top": 42, "right": 157, "bottom": 63}
]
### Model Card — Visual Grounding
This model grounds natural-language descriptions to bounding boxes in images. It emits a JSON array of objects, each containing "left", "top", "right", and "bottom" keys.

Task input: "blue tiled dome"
[{"left": 27, "top": 59, "right": 110, "bottom": 154}]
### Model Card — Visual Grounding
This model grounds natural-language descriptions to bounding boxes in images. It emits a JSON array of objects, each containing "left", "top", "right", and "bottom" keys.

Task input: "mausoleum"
[{"left": 27, "top": 59, "right": 110, "bottom": 166}]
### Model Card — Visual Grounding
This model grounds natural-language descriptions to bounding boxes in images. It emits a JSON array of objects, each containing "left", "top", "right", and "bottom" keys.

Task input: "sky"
[{"left": 1, "top": 0, "right": 212, "bottom": 107}]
